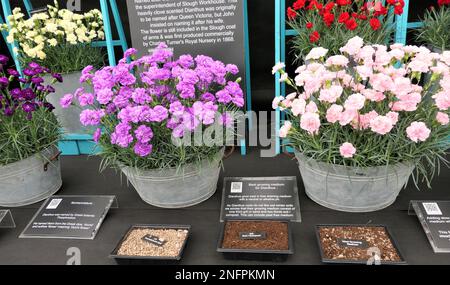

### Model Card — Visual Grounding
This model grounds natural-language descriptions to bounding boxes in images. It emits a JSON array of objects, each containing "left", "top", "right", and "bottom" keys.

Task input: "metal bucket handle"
[
  {"left": 223, "top": 146, "right": 235, "bottom": 159},
  {"left": 43, "top": 151, "right": 62, "bottom": 172}
]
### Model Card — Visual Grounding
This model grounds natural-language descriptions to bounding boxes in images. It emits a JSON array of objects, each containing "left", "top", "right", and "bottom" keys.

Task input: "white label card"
[
  {"left": 422, "top": 202, "right": 443, "bottom": 216},
  {"left": 230, "top": 182, "right": 243, "bottom": 193},
  {"left": 46, "top": 198, "right": 63, "bottom": 210}
]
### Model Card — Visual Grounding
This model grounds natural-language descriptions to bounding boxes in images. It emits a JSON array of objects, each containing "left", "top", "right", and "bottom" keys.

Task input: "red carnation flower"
[
  {"left": 293, "top": 0, "right": 306, "bottom": 10},
  {"left": 306, "top": 22, "right": 314, "bottom": 29},
  {"left": 307, "top": 0, "right": 323, "bottom": 10},
  {"left": 345, "top": 18, "right": 358, "bottom": 30},
  {"left": 336, "top": 0, "right": 350, "bottom": 6},
  {"left": 358, "top": 14, "right": 368, "bottom": 20},
  {"left": 324, "top": 2, "right": 336, "bottom": 11},
  {"left": 394, "top": 5, "right": 403, "bottom": 15},
  {"left": 338, "top": 12, "right": 350, "bottom": 23},
  {"left": 309, "top": 31, "right": 320, "bottom": 43},
  {"left": 287, "top": 7, "right": 297, "bottom": 20},
  {"left": 373, "top": 2, "right": 388, "bottom": 16},
  {"left": 369, "top": 18, "right": 381, "bottom": 31},
  {"left": 323, "top": 12, "right": 335, "bottom": 27}
]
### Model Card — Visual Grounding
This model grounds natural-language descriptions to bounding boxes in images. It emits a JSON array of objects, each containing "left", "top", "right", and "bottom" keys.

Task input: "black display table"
[{"left": 0, "top": 148, "right": 449, "bottom": 265}]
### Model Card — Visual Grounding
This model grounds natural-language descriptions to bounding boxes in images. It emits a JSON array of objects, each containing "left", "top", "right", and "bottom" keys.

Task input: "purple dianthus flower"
[
  {"left": 134, "top": 125, "right": 153, "bottom": 143},
  {"left": 80, "top": 109, "right": 105, "bottom": 126},
  {"left": 60, "top": 94, "right": 74, "bottom": 109},
  {"left": 134, "top": 142, "right": 153, "bottom": 157}
]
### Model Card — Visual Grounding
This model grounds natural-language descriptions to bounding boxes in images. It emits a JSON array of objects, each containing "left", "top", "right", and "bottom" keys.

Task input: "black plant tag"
[
  {"left": 239, "top": 231, "right": 267, "bottom": 240},
  {"left": 142, "top": 234, "right": 167, "bottom": 247}
]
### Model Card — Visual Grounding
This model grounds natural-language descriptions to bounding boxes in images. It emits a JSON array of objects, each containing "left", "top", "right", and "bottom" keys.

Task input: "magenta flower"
[
  {"left": 60, "top": 94, "right": 74, "bottom": 109},
  {"left": 80, "top": 109, "right": 105, "bottom": 126},
  {"left": 134, "top": 142, "right": 153, "bottom": 157},
  {"left": 73, "top": 44, "right": 243, "bottom": 157},
  {"left": 93, "top": 128, "right": 102, "bottom": 143}
]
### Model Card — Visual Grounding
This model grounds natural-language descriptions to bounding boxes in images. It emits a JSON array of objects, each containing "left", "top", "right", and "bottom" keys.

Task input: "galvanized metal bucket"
[
  {"left": 295, "top": 152, "right": 415, "bottom": 213},
  {"left": 45, "top": 72, "right": 95, "bottom": 134},
  {"left": 121, "top": 149, "right": 224, "bottom": 208},
  {"left": 0, "top": 146, "right": 62, "bottom": 207}
]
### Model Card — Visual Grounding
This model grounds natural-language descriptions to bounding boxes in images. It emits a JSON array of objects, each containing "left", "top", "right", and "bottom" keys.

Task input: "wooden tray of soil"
[
  {"left": 217, "top": 220, "right": 294, "bottom": 261},
  {"left": 316, "top": 224, "right": 406, "bottom": 265},
  {"left": 110, "top": 224, "right": 190, "bottom": 264}
]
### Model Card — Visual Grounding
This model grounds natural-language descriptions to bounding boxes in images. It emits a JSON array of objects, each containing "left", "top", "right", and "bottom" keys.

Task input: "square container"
[
  {"left": 217, "top": 220, "right": 294, "bottom": 261},
  {"left": 110, "top": 224, "right": 190, "bottom": 265},
  {"left": 315, "top": 224, "right": 406, "bottom": 265}
]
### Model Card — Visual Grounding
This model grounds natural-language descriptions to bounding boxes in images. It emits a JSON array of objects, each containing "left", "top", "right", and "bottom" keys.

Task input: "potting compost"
[
  {"left": 117, "top": 228, "right": 189, "bottom": 258},
  {"left": 221, "top": 221, "right": 289, "bottom": 251},
  {"left": 318, "top": 226, "right": 402, "bottom": 262}
]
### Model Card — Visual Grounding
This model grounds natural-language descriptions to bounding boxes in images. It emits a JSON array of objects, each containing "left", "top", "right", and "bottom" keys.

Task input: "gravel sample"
[
  {"left": 221, "top": 220, "right": 289, "bottom": 251},
  {"left": 318, "top": 226, "right": 402, "bottom": 262},
  {"left": 117, "top": 227, "right": 189, "bottom": 258}
]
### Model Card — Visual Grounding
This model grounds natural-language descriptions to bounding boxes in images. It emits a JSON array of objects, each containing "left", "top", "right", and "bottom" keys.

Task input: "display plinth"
[
  {"left": 20, "top": 195, "right": 118, "bottom": 240},
  {"left": 409, "top": 200, "right": 450, "bottom": 253},
  {"left": 0, "top": 210, "right": 16, "bottom": 228}
]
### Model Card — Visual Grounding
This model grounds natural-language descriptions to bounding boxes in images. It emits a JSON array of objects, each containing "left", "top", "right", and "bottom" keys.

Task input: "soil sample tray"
[
  {"left": 217, "top": 220, "right": 294, "bottom": 261},
  {"left": 316, "top": 224, "right": 406, "bottom": 265},
  {"left": 110, "top": 224, "right": 190, "bottom": 264}
]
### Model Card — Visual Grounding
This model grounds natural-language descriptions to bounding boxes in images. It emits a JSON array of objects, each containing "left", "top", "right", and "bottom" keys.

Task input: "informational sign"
[
  {"left": 20, "top": 196, "right": 117, "bottom": 240},
  {"left": 410, "top": 201, "right": 450, "bottom": 253},
  {"left": 220, "top": 177, "right": 301, "bottom": 222},
  {"left": 0, "top": 210, "right": 15, "bottom": 228},
  {"left": 126, "top": 0, "right": 247, "bottom": 88}
]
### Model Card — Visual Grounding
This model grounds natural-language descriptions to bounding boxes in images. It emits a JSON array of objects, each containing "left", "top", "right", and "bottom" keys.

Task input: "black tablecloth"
[{"left": 1, "top": 148, "right": 449, "bottom": 265}]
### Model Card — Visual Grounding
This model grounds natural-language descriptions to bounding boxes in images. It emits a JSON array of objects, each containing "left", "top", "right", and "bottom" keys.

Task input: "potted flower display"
[
  {"left": 273, "top": 37, "right": 450, "bottom": 212},
  {"left": 0, "top": 55, "right": 62, "bottom": 207},
  {"left": 64, "top": 44, "right": 244, "bottom": 208},
  {"left": 2, "top": 1, "right": 105, "bottom": 134},
  {"left": 287, "top": 0, "right": 405, "bottom": 60},
  {"left": 416, "top": 1, "right": 450, "bottom": 53}
]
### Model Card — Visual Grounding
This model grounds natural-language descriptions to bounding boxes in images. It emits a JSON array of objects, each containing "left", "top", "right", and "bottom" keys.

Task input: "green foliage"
[
  {"left": 98, "top": 120, "right": 227, "bottom": 172},
  {"left": 288, "top": 7, "right": 394, "bottom": 60},
  {"left": 0, "top": 108, "right": 61, "bottom": 165},
  {"left": 97, "top": 106, "right": 241, "bottom": 172},
  {"left": 416, "top": 7, "right": 450, "bottom": 51},
  {"left": 287, "top": 105, "right": 450, "bottom": 188},
  {"left": 20, "top": 44, "right": 105, "bottom": 74}
]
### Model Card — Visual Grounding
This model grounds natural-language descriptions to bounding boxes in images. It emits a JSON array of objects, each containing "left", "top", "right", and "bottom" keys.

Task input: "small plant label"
[
  {"left": 142, "top": 234, "right": 167, "bottom": 247},
  {"left": 239, "top": 231, "right": 267, "bottom": 240},
  {"left": 337, "top": 239, "right": 369, "bottom": 249}
]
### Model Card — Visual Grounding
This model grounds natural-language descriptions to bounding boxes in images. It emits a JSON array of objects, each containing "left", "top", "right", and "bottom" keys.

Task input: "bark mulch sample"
[
  {"left": 318, "top": 226, "right": 402, "bottom": 262},
  {"left": 117, "top": 228, "right": 188, "bottom": 258},
  {"left": 222, "top": 221, "right": 289, "bottom": 251}
]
